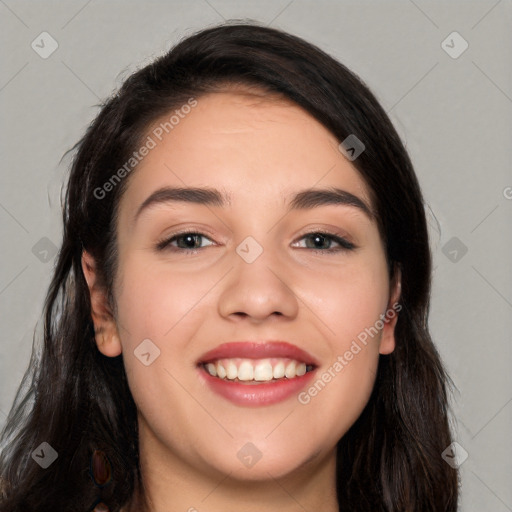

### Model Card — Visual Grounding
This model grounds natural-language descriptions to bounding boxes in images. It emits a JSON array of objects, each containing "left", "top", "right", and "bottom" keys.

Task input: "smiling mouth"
[{"left": 200, "top": 357, "right": 316, "bottom": 385}]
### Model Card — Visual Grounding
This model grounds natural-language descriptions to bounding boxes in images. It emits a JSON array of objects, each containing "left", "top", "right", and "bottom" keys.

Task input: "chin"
[{"left": 203, "top": 445, "right": 323, "bottom": 483}]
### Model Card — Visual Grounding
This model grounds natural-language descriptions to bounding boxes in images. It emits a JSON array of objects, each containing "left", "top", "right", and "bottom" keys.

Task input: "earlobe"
[
  {"left": 379, "top": 266, "right": 402, "bottom": 356},
  {"left": 95, "top": 329, "right": 123, "bottom": 358},
  {"left": 81, "top": 250, "right": 122, "bottom": 358}
]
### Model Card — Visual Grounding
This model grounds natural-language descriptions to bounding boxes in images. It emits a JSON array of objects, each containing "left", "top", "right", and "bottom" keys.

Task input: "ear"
[
  {"left": 81, "top": 249, "right": 122, "bottom": 357},
  {"left": 378, "top": 265, "right": 402, "bottom": 355}
]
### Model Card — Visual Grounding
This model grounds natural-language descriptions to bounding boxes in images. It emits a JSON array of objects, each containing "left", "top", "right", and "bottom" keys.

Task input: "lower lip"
[{"left": 198, "top": 366, "right": 317, "bottom": 407}]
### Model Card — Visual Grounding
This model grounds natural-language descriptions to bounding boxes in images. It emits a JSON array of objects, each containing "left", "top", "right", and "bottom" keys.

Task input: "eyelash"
[{"left": 155, "top": 230, "right": 356, "bottom": 254}]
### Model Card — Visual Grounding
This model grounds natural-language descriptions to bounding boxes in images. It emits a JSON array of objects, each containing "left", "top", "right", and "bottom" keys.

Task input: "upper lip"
[{"left": 197, "top": 341, "right": 319, "bottom": 366}]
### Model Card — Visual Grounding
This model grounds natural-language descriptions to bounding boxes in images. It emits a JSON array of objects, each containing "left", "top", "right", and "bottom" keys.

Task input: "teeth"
[
  {"left": 206, "top": 363, "right": 217, "bottom": 377},
  {"left": 285, "top": 361, "right": 296, "bottom": 378},
  {"left": 226, "top": 361, "right": 238, "bottom": 380},
  {"left": 204, "top": 358, "right": 313, "bottom": 382},
  {"left": 216, "top": 362, "right": 227, "bottom": 379},
  {"left": 273, "top": 361, "right": 285, "bottom": 379},
  {"left": 238, "top": 361, "right": 254, "bottom": 381},
  {"left": 296, "top": 362, "right": 306, "bottom": 376},
  {"left": 254, "top": 361, "right": 273, "bottom": 381}
]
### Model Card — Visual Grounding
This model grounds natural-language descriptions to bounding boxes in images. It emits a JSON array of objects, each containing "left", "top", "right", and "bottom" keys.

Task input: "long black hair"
[{"left": 0, "top": 20, "right": 459, "bottom": 511}]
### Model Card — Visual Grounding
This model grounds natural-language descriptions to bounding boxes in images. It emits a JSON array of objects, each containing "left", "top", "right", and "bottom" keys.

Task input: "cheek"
[
  {"left": 295, "top": 253, "right": 388, "bottom": 421},
  {"left": 113, "top": 254, "right": 217, "bottom": 407},
  {"left": 115, "top": 254, "right": 209, "bottom": 344},
  {"left": 300, "top": 255, "right": 389, "bottom": 352},
  {"left": 297, "top": 275, "right": 385, "bottom": 444},
  {"left": 113, "top": 258, "right": 211, "bottom": 447}
]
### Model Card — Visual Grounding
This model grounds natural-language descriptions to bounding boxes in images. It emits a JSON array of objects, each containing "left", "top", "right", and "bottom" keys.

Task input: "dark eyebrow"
[
  {"left": 289, "top": 187, "right": 374, "bottom": 220},
  {"left": 132, "top": 186, "right": 374, "bottom": 225},
  {"left": 133, "top": 187, "right": 230, "bottom": 225}
]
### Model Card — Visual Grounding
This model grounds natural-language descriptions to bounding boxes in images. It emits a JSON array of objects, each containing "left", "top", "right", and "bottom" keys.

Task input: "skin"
[{"left": 82, "top": 89, "right": 401, "bottom": 512}]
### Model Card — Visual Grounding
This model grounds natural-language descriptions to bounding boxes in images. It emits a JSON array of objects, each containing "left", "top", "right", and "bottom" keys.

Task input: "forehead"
[{"left": 117, "top": 91, "right": 373, "bottom": 223}]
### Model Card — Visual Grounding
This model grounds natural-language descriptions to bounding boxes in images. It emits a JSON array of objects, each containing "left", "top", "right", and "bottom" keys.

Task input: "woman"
[{"left": 0, "top": 21, "right": 459, "bottom": 511}]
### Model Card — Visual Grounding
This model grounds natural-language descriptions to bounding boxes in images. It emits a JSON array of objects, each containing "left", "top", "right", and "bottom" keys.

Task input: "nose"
[{"left": 217, "top": 244, "right": 299, "bottom": 324}]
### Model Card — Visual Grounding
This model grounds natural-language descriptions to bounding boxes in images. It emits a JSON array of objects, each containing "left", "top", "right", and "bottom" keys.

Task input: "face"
[{"left": 83, "top": 90, "right": 400, "bottom": 484}]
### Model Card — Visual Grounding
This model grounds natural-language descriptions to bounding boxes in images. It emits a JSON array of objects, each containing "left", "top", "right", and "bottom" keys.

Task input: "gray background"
[{"left": 1, "top": 1, "right": 511, "bottom": 510}]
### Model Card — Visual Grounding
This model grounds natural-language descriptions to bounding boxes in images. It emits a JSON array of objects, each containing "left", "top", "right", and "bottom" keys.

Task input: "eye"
[
  {"left": 156, "top": 232, "right": 215, "bottom": 252},
  {"left": 155, "top": 230, "right": 356, "bottom": 254},
  {"left": 293, "top": 231, "right": 355, "bottom": 252}
]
